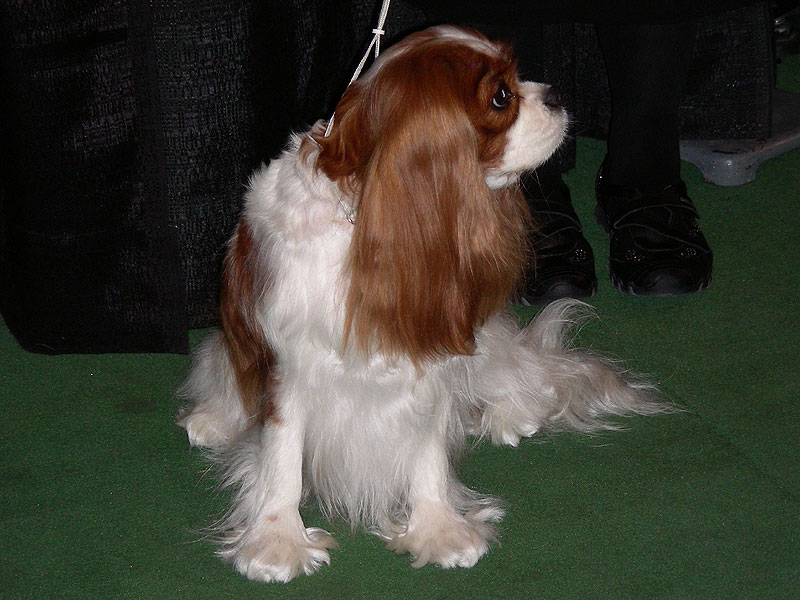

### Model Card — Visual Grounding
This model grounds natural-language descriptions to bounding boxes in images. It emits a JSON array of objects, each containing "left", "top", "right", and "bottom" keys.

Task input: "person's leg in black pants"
[
  {"left": 523, "top": 21, "right": 713, "bottom": 300},
  {"left": 594, "top": 22, "right": 713, "bottom": 296},
  {"left": 597, "top": 22, "right": 696, "bottom": 188},
  {"left": 510, "top": 25, "right": 599, "bottom": 304}
]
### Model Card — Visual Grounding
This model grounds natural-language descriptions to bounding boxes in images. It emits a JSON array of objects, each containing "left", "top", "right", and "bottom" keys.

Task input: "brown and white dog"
[{"left": 178, "top": 26, "right": 659, "bottom": 583}]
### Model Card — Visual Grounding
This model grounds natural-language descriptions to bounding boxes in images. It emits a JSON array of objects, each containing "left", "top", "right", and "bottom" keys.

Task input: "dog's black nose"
[{"left": 544, "top": 87, "right": 562, "bottom": 110}]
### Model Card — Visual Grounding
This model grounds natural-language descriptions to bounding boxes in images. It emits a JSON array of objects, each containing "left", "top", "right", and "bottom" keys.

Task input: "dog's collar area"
[{"left": 305, "top": 132, "right": 321, "bottom": 148}]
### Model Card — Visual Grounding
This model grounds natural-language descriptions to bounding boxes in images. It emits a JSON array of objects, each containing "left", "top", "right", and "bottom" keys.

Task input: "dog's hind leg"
[{"left": 177, "top": 330, "right": 250, "bottom": 449}]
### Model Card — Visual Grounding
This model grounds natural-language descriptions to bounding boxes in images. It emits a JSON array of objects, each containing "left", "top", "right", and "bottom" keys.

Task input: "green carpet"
[{"left": 2, "top": 56, "right": 799, "bottom": 600}]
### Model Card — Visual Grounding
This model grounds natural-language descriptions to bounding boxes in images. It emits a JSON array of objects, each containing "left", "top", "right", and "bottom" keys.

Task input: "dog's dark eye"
[{"left": 491, "top": 83, "right": 514, "bottom": 110}]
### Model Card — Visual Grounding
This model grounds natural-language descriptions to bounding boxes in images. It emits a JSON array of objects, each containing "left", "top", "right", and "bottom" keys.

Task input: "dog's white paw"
[
  {"left": 385, "top": 503, "right": 501, "bottom": 569},
  {"left": 488, "top": 414, "right": 540, "bottom": 446},
  {"left": 231, "top": 527, "right": 339, "bottom": 583}
]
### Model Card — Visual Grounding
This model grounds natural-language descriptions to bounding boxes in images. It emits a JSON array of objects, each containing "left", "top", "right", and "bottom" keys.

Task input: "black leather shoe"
[
  {"left": 520, "top": 180, "right": 597, "bottom": 305},
  {"left": 595, "top": 169, "right": 713, "bottom": 296}
]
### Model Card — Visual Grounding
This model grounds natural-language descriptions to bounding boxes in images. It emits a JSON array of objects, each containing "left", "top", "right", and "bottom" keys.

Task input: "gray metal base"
[{"left": 680, "top": 89, "right": 800, "bottom": 186}]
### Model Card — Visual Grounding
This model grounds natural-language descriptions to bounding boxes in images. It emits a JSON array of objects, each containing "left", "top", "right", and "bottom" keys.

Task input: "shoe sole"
[
  {"left": 609, "top": 269, "right": 711, "bottom": 297},
  {"left": 518, "top": 279, "right": 598, "bottom": 306}
]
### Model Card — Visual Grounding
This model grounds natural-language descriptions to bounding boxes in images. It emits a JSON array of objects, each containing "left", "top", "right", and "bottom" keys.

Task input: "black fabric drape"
[
  {"left": 0, "top": 1, "right": 191, "bottom": 354},
  {"left": 0, "top": 0, "right": 425, "bottom": 354}
]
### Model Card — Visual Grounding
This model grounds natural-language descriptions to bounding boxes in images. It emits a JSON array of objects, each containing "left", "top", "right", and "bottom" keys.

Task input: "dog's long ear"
[
  {"left": 341, "top": 81, "right": 528, "bottom": 363},
  {"left": 219, "top": 222, "right": 279, "bottom": 424}
]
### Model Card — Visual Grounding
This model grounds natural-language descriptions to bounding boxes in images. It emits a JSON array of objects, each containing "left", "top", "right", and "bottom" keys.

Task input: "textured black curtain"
[
  {"left": 0, "top": 0, "right": 426, "bottom": 354},
  {"left": 1, "top": 0, "right": 191, "bottom": 354}
]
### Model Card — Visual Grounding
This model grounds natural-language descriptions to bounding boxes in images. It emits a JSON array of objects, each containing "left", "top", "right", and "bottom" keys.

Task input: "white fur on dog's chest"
[{"left": 245, "top": 151, "right": 354, "bottom": 353}]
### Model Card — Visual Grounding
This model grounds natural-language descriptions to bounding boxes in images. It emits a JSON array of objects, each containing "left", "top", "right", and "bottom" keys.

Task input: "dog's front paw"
[
  {"left": 385, "top": 503, "right": 501, "bottom": 569},
  {"left": 231, "top": 527, "right": 339, "bottom": 583}
]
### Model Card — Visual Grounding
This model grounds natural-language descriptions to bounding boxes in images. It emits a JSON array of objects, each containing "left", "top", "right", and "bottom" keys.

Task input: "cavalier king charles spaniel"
[{"left": 178, "top": 26, "right": 660, "bottom": 583}]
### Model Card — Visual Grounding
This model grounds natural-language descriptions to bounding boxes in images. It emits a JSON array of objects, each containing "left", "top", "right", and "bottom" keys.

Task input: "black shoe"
[
  {"left": 520, "top": 180, "right": 597, "bottom": 305},
  {"left": 595, "top": 169, "right": 713, "bottom": 296}
]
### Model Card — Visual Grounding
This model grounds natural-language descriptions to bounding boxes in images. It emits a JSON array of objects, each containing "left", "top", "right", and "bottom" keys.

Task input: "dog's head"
[{"left": 309, "top": 26, "right": 568, "bottom": 363}]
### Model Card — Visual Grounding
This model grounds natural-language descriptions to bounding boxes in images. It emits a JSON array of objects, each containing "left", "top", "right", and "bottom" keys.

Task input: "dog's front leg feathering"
[
  {"left": 215, "top": 404, "right": 339, "bottom": 583},
  {"left": 383, "top": 416, "right": 505, "bottom": 569}
]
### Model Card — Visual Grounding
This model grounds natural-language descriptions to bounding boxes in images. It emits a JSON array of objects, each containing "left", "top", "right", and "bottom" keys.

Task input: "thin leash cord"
[{"left": 323, "top": 0, "right": 392, "bottom": 137}]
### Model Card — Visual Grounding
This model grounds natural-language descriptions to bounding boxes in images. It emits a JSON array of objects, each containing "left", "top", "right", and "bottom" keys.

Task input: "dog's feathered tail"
[{"left": 465, "top": 298, "right": 674, "bottom": 446}]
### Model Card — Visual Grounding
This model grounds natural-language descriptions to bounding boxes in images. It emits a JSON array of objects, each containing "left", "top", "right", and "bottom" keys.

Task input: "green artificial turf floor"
[{"left": 2, "top": 55, "right": 798, "bottom": 600}]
